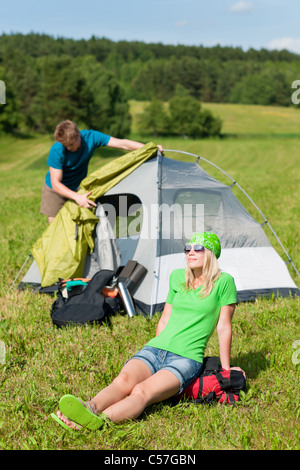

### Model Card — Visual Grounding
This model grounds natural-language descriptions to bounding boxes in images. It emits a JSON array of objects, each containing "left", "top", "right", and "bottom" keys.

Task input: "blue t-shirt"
[{"left": 45, "top": 129, "right": 111, "bottom": 190}]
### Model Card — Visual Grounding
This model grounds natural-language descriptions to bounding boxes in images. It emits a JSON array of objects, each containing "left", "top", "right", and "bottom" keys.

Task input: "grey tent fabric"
[{"left": 158, "top": 157, "right": 271, "bottom": 253}]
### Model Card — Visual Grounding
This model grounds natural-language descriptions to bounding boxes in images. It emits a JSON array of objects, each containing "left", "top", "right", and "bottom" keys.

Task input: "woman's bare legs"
[
  {"left": 88, "top": 359, "right": 153, "bottom": 414},
  {"left": 100, "top": 368, "right": 180, "bottom": 422},
  {"left": 56, "top": 358, "right": 180, "bottom": 427}
]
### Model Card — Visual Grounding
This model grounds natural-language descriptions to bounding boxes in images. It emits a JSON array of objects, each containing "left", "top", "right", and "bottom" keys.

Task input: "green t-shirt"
[{"left": 147, "top": 269, "right": 237, "bottom": 363}]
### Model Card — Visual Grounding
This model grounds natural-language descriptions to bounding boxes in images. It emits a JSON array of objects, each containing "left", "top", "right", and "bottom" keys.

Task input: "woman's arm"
[
  {"left": 216, "top": 304, "right": 235, "bottom": 370},
  {"left": 155, "top": 303, "right": 172, "bottom": 336}
]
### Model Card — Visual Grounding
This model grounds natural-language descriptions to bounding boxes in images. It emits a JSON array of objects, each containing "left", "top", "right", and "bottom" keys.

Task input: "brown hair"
[
  {"left": 184, "top": 249, "right": 221, "bottom": 299},
  {"left": 54, "top": 120, "right": 80, "bottom": 146}
]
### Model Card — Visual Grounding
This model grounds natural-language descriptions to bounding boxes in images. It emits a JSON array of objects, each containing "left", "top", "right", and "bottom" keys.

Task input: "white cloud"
[
  {"left": 268, "top": 37, "right": 300, "bottom": 54},
  {"left": 229, "top": 1, "right": 253, "bottom": 12},
  {"left": 175, "top": 20, "right": 189, "bottom": 28}
]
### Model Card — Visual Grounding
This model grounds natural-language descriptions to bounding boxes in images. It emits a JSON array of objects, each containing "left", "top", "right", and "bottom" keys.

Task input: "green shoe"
[
  {"left": 59, "top": 394, "right": 104, "bottom": 431},
  {"left": 50, "top": 412, "right": 76, "bottom": 432}
]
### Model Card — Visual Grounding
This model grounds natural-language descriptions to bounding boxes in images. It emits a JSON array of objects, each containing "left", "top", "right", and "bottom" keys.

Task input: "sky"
[{"left": 1, "top": 0, "right": 300, "bottom": 54}]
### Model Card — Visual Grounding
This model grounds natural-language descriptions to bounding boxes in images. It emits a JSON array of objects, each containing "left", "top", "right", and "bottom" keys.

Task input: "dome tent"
[{"left": 19, "top": 145, "right": 300, "bottom": 316}]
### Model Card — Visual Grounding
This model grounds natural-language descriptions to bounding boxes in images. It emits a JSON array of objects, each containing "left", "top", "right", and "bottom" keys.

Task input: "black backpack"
[{"left": 50, "top": 269, "right": 116, "bottom": 328}]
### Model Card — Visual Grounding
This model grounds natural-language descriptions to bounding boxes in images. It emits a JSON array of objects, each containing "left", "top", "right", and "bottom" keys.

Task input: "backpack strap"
[
  {"left": 216, "top": 392, "right": 238, "bottom": 405},
  {"left": 227, "top": 392, "right": 237, "bottom": 405},
  {"left": 215, "top": 372, "right": 232, "bottom": 392},
  {"left": 195, "top": 391, "right": 216, "bottom": 405},
  {"left": 222, "top": 392, "right": 238, "bottom": 405}
]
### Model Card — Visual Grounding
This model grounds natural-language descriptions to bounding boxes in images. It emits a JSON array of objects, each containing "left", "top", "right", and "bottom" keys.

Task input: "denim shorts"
[{"left": 128, "top": 345, "right": 203, "bottom": 394}]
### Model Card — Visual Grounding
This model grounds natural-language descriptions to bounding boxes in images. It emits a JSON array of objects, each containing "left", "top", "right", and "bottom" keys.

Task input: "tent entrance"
[{"left": 95, "top": 193, "right": 143, "bottom": 268}]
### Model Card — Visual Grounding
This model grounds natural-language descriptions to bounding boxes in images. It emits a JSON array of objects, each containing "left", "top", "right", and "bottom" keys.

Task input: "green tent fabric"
[{"left": 32, "top": 142, "right": 158, "bottom": 287}]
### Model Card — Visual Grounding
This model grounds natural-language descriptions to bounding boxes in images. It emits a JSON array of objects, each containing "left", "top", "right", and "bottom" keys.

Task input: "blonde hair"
[
  {"left": 184, "top": 249, "right": 221, "bottom": 298},
  {"left": 54, "top": 120, "right": 80, "bottom": 146}
]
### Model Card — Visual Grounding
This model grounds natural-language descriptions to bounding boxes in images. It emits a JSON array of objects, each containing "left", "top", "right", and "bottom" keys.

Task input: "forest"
[{"left": 0, "top": 33, "right": 299, "bottom": 137}]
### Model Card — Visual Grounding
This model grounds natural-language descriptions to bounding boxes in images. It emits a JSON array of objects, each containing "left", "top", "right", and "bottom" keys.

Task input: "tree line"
[{"left": 0, "top": 33, "right": 298, "bottom": 137}]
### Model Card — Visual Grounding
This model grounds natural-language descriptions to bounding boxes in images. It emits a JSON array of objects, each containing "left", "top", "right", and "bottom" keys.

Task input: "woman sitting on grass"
[{"left": 52, "top": 231, "right": 243, "bottom": 431}]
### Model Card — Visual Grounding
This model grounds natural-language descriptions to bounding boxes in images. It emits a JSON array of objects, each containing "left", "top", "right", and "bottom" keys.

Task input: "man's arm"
[
  {"left": 50, "top": 167, "right": 97, "bottom": 209},
  {"left": 107, "top": 136, "right": 163, "bottom": 152}
]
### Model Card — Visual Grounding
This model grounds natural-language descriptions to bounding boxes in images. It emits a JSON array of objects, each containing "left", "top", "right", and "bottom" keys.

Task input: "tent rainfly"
[{"left": 19, "top": 145, "right": 300, "bottom": 316}]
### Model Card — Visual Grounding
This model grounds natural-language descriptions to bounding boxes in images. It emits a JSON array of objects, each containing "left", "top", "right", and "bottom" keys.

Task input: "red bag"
[{"left": 180, "top": 356, "right": 246, "bottom": 405}]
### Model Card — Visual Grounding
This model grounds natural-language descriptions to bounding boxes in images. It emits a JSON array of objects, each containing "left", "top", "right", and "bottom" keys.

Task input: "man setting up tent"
[{"left": 40, "top": 120, "right": 163, "bottom": 223}]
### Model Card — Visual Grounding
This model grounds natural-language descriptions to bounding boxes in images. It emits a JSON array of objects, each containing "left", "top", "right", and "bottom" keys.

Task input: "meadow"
[{"left": 0, "top": 102, "right": 299, "bottom": 451}]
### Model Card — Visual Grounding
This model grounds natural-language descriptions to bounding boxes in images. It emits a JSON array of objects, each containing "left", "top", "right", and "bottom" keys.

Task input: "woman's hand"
[{"left": 227, "top": 366, "right": 246, "bottom": 379}]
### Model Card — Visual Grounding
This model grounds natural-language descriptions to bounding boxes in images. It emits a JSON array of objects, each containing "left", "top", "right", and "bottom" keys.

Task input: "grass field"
[
  {"left": 130, "top": 99, "right": 300, "bottom": 137},
  {"left": 0, "top": 102, "right": 299, "bottom": 450}
]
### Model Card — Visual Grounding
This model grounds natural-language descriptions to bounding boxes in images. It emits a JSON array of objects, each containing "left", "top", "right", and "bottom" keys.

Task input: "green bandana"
[{"left": 188, "top": 232, "right": 221, "bottom": 259}]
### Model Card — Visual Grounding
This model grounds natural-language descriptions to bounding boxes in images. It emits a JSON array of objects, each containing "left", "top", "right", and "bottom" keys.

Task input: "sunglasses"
[{"left": 184, "top": 244, "right": 205, "bottom": 254}]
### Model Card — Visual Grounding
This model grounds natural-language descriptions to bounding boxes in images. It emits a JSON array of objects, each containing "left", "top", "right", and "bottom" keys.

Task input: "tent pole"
[
  {"left": 10, "top": 254, "right": 33, "bottom": 290},
  {"left": 150, "top": 151, "right": 163, "bottom": 317},
  {"left": 163, "top": 149, "right": 300, "bottom": 279}
]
